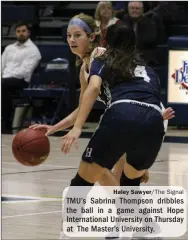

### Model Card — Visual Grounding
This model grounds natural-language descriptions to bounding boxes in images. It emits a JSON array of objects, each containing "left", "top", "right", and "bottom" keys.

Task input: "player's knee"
[
  {"left": 120, "top": 172, "right": 143, "bottom": 186},
  {"left": 78, "top": 161, "right": 106, "bottom": 183},
  {"left": 99, "top": 169, "right": 113, "bottom": 184},
  {"left": 90, "top": 163, "right": 106, "bottom": 182},
  {"left": 124, "top": 169, "right": 146, "bottom": 179},
  {"left": 70, "top": 173, "right": 94, "bottom": 186},
  {"left": 112, "top": 155, "right": 125, "bottom": 179},
  {"left": 123, "top": 160, "right": 146, "bottom": 179},
  {"left": 99, "top": 169, "right": 108, "bottom": 181}
]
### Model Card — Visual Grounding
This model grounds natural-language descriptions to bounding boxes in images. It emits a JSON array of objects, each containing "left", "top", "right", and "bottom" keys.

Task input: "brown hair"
[
  {"left": 97, "top": 24, "right": 138, "bottom": 87},
  {"left": 69, "top": 13, "right": 100, "bottom": 65}
]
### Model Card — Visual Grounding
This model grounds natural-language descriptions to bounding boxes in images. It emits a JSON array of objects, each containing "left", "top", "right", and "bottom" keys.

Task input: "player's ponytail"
[{"left": 97, "top": 24, "right": 138, "bottom": 87}]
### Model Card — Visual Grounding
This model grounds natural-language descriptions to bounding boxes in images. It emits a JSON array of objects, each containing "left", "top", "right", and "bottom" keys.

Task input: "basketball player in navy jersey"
[
  {"left": 29, "top": 14, "right": 174, "bottom": 187},
  {"left": 59, "top": 23, "right": 169, "bottom": 239},
  {"left": 61, "top": 23, "right": 168, "bottom": 187}
]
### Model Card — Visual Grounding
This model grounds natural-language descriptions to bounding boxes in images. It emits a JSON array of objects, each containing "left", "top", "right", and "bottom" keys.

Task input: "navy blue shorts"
[{"left": 82, "top": 102, "right": 165, "bottom": 171}]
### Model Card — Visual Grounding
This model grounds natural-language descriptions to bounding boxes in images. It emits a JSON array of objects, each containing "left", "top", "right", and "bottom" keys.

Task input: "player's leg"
[
  {"left": 120, "top": 159, "right": 146, "bottom": 186},
  {"left": 112, "top": 156, "right": 150, "bottom": 184},
  {"left": 111, "top": 154, "right": 126, "bottom": 182},
  {"left": 99, "top": 153, "right": 150, "bottom": 186},
  {"left": 120, "top": 114, "right": 164, "bottom": 240},
  {"left": 76, "top": 160, "right": 108, "bottom": 184},
  {"left": 60, "top": 161, "right": 107, "bottom": 239},
  {"left": 79, "top": 119, "right": 127, "bottom": 185},
  {"left": 120, "top": 131, "right": 164, "bottom": 187},
  {"left": 104, "top": 160, "right": 146, "bottom": 240},
  {"left": 106, "top": 102, "right": 168, "bottom": 186},
  {"left": 97, "top": 167, "right": 120, "bottom": 186},
  {"left": 60, "top": 114, "right": 126, "bottom": 239},
  {"left": 98, "top": 154, "right": 125, "bottom": 186}
]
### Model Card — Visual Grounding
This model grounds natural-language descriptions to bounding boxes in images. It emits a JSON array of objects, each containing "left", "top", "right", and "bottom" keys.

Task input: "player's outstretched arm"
[
  {"left": 61, "top": 75, "right": 102, "bottom": 154},
  {"left": 29, "top": 64, "right": 88, "bottom": 136}
]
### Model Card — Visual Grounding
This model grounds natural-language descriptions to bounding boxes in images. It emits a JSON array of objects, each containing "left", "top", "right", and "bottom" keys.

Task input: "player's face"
[
  {"left": 16, "top": 25, "right": 30, "bottom": 43},
  {"left": 67, "top": 26, "right": 91, "bottom": 58}
]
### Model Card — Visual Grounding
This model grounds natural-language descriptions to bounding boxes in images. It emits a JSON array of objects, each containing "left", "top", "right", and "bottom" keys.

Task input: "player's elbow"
[
  {"left": 89, "top": 85, "right": 100, "bottom": 96},
  {"left": 88, "top": 81, "right": 101, "bottom": 96}
]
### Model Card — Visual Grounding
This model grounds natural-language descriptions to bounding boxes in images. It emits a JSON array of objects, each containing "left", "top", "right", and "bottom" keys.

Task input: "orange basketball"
[{"left": 12, "top": 128, "right": 50, "bottom": 166}]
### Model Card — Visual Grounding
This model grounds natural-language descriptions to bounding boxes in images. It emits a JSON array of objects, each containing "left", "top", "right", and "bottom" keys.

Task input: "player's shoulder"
[{"left": 91, "top": 47, "right": 106, "bottom": 60}]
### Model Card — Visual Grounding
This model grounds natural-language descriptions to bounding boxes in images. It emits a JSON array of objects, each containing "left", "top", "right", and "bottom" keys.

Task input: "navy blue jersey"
[
  {"left": 89, "top": 59, "right": 161, "bottom": 107},
  {"left": 88, "top": 61, "right": 111, "bottom": 107}
]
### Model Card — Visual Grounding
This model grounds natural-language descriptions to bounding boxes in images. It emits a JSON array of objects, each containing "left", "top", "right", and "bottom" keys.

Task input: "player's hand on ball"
[
  {"left": 162, "top": 107, "right": 175, "bottom": 120},
  {"left": 141, "top": 170, "right": 149, "bottom": 183},
  {"left": 61, "top": 127, "right": 81, "bottom": 154},
  {"left": 29, "top": 124, "right": 55, "bottom": 136}
]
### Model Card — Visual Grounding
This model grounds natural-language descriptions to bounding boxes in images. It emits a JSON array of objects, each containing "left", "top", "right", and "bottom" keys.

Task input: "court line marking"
[
  {"left": 2, "top": 194, "right": 62, "bottom": 203},
  {"left": 150, "top": 171, "right": 188, "bottom": 176},
  {"left": 2, "top": 199, "right": 62, "bottom": 204},
  {"left": 2, "top": 176, "right": 69, "bottom": 182},
  {"left": 2, "top": 194, "right": 62, "bottom": 204},
  {"left": 2, "top": 168, "right": 77, "bottom": 175},
  {"left": 3, "top": 178, "right": 64, "bottom": 183},
  {"left": 2, "top": 211, "right": 62, "bottom": 219},
  {"left": 2, "top": 162, "right": 76, "bottom": 168},
  {"left": 2, "top": 194, "right": 61, "bottom": 199},
  {"left": 28, "top": 178, "right": 69, "bottom": 182},
  {"left": 2, "top": 168, "right": 188, "bottom": 176},
  {"left": 2, "top": 168, "right": 19, "bottom": 171}
]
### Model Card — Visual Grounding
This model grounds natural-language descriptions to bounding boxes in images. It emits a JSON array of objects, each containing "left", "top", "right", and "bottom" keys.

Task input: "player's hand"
[
  {"left": 61, "top": 127, "right": 81, "bottom": 154},
  {"left": 141, "top": 170, "right": 149, "bottom": 183},
  {"left": 162, "top": 107, "right": 175, "bottom": 120},
  {"left": 29, "top": 124, "right": 55, "bottom": 136}
]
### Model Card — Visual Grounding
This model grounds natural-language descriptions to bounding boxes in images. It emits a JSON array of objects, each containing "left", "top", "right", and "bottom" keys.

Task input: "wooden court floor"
[{"left": 2, "top": 132, "right": 188, "bottom": 240}]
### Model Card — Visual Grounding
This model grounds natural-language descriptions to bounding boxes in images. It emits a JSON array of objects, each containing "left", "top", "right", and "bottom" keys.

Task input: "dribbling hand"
[{"left": 29, "top": 124, "right": 56, "bottom": 136}]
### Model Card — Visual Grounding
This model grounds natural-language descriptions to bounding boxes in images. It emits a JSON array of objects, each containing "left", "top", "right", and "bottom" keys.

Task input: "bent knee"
[
  {"left": 78, "top": 161, "right": 106, "bottom": 183},
  {"left": 123, "top": 160, "right": 146, "bottom": 179},
  {"left": 99, "top": 169, "right": 112, "bottom": 183}
]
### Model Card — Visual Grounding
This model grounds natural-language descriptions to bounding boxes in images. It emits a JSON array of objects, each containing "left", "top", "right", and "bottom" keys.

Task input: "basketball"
[{"left": 12, "top": 128, "right": 50, "bottom": 166}]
